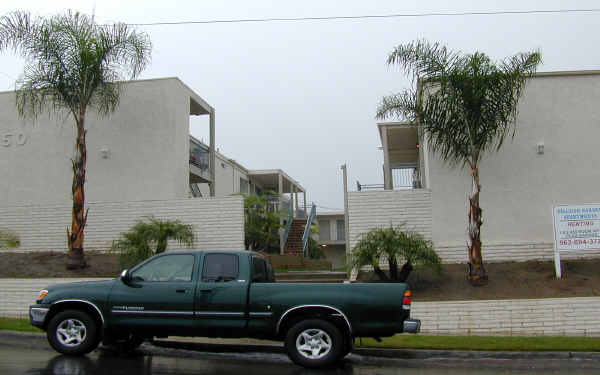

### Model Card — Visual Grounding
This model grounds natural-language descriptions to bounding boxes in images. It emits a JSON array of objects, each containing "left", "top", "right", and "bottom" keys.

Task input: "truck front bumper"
[
  {"left": 403, "top": 318, "right": 421, "bottom": 333},
  {"left": 29, "top": 305, "right": 50, "bottom": 329}
]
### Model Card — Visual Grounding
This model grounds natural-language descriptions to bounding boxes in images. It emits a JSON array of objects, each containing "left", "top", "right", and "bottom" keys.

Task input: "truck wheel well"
[
  {"left": 46, "top": 301, "right": 104, "bottom": 332},
  {"left": 277, "top": 306, "right": 351, "bottom": 340}
]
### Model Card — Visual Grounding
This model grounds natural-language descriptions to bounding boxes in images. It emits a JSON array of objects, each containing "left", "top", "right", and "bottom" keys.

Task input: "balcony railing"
[
  {"left": 190, "top": 141, "right": 209, "bottom": 171},
  {"left": 357, "top": 167, "right": 422, "bottom": 191}
]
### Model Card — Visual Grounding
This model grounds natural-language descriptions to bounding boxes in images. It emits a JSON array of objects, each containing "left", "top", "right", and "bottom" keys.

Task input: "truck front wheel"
[
  {"left": 47, "top": 310, "right": 99, "bottom": 355},
  {"left": 284, "top": 319, "right": 343, "bottom": 368}
]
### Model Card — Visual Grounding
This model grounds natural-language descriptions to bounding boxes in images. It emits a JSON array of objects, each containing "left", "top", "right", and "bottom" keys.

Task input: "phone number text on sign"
[{"left": 553, "top": 204, "right": 600, "bottom": 251}]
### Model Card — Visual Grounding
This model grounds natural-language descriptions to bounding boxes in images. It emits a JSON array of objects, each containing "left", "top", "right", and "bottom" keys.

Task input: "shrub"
[
  {"left": 111, "top": 217, "right": 194, "bottom": 269},
  {"left": 0, "top": 229, "right": 20, "bottom": 249},
  {"left": 350, "top": 225, "right": 441, "bottom": 282},
  {"left": 306, "top": 224, "right": 325, "bottom": 259},
  {"left": 244, "top": 191, "right": 282, "bottom": 252}
]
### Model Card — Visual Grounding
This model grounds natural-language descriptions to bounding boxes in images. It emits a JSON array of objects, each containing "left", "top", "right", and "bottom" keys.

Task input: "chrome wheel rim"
[
  {"left": 56, "top": 319, "right": 87, "bottom": 347},
  {"left": 296, "top": 328, "right": 332, "bottom": 360}
]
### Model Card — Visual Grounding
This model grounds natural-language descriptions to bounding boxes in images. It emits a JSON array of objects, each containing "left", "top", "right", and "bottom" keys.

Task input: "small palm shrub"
[
  {"left": 111, "top": 217, "right": 194, "bottom": 269},
  {"left": 350, "top": 225, "right": 441, "bottom": 282}
]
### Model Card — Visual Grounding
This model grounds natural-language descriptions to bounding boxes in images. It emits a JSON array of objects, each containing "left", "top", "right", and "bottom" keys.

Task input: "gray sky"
[{"left": 1, "top": 1, "right": 599, "bottom": 211}]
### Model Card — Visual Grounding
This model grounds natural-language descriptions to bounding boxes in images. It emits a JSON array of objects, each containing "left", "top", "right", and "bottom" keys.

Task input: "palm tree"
[
  {"left": 0, "top": 10, "right": 151, "bottom": 269},
  {"left": 376, "top": 40, "right": 541, "bottom": 285}
]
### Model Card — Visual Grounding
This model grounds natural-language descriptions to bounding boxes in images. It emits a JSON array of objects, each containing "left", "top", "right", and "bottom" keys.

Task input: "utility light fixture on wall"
[
  {"left": 100, "top": 148, "right": 110, "bottom": 159},
  {"left": 536, "top": 142, "right": 544, "bottom": 155}
]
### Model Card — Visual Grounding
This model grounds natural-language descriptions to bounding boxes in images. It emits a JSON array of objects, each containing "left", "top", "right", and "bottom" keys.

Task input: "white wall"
[
  {"left": 413, "top": 297, "right": 600, "bottom": 337},
  {"left": 428, "top": 73, "right": 600, "bottom": 261},
  {"left": 197, "top": 152, "right": 250, "bottom": 197},
  {"left": 347, "top": 189, "right": 433, "bottom": 250},
  {"left": 0, "top": 197, "right": 244, "bottom": 253},
  {"left": 0, "top": 78, "right": 194, "bottom": 205}
]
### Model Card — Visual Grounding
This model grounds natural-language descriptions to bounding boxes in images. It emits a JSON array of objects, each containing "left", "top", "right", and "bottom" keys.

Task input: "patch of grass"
[
  {"left": 357, "top": 335, "right": 600, "bottom": 352},
  {"left": 0, "top": 317, "right": 43, "bottom": 333}
]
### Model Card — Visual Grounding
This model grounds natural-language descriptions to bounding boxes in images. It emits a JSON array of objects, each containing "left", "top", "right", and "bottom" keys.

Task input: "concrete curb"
[{"left": 3, "top": 330, "right": 600, "bottom": 362}]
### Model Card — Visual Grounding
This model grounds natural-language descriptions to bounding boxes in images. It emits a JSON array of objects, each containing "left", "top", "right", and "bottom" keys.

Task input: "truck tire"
[
  {"left": 47, "top": 310, "right": 99, "bottom": 355},
  {"left": 284, "top": 319, "right": 343, "bottom": 368}
]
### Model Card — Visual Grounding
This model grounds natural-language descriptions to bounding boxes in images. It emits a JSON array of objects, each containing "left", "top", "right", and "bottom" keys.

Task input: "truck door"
[
  {"left": 194, "top": 253, "right": 248, "bottom": 332},
  {"left": 108, "top": 253, "right": 197, "bottom": 332}
]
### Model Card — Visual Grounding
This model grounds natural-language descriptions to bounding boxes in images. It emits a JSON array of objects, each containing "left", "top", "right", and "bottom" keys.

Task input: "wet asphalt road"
[{"left": 2, "top": 336, "right": 600, "bottom": 375}]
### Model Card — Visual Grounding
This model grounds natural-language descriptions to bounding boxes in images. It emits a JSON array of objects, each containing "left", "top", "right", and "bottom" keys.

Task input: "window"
[
  {"left": 252, "top": 257, "right": 267, "bottom": 282},
  {"left": 336, "top": 219, "right": 345, "bottom": 241},
  {"left": 202, "top": 253, "right": 239, "bottom": 282},
  {"left": 320, "top": 220, "right": 330, "bottom": 241},
  {"left": 131, "top": 254, "right": 195, "bottom": 282},
  {"left": 240, "top": 178, "right": 249, "bottom": 195}
]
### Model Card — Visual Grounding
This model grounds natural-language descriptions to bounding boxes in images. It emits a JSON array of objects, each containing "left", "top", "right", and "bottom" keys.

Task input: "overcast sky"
[{"left": 1, "top": 1, "right": 599, "bottom": 211}]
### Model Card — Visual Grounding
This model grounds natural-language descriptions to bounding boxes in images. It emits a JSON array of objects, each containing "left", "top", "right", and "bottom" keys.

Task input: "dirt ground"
[
  {"left": 1, "top": 251, "right": 599, "bottom": 301},
  {"left": 358, "top": 259, "right": 600, "bottom": 301},
  {"left": 0, "top": 251, "right": 122, "bottom": 278}
]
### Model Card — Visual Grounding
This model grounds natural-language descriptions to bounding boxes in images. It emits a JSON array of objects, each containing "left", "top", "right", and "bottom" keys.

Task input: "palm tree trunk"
[
  {"left": 467, "top": 163, "right": 487, "bottom": 285},
  {"left": 66, "top": 117, "right": 88, "bottom": 270}
]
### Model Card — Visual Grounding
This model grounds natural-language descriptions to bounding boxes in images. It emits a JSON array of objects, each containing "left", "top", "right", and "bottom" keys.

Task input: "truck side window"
[
  {"left": 131, "top": 254, "right": 195, "bottom": 282},
  {"left": 202, "top": 254, "right": 239, "bottom": 282},
  {"left": 252, "top": 257, "right": 267, "bottom": 282}
]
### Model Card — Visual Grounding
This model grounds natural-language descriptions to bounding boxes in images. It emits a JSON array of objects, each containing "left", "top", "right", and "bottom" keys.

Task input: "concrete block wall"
[
  {"left": 347, "top": 190, "right": 600, "bottom": 263},
  {"left": 347, "top": 189, "right": 433, "bottom": 250},
  {"left": 0, "top": 278, "right": 109, "bottom": 318},
  {"left": 0, "top": 197, "right": 244, "bottom": 253},
  {"left": 436, "top": 243, "right": 600, "bottom": 264},
  {"left": 2, "top": 278, "right": 599, "bottom": 337},
  {"left": 411, "top": 297, "right": 600, "bottom": 337}
]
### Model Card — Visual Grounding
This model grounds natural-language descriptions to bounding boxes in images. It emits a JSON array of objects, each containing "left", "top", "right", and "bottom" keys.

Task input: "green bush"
[
  {"left": 350, "top": 225, "right": 441, "bottom": 282},
  {"left": 244, "top": 191, "right": 282, "bottom": 252},
  {"left": 306, "top": 224, "right": 325, "bottom": 259},
  {"left": 111, "top": 217, "right": 194, "bottom": 269},
  {"left": 0, "top": 228, "right": 20, "bottom": 249}
]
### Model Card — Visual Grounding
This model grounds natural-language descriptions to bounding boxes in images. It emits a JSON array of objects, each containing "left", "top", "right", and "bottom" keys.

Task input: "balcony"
[
  {"left": 357, "top": 166, "right": 422, "bottom": 191},
  {"left": 189, "top": 137, "right": 211, "bottom": 184}
]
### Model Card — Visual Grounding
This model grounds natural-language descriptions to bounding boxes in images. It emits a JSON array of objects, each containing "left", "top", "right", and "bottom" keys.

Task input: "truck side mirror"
[{"left": 120, "top": 269, "right": 131, "bottom": 284}]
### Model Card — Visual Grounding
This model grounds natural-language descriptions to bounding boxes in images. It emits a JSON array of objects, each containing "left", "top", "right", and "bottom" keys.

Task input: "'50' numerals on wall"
[{"left": 1, "top": 132, "right": 28, "bottom": 147}]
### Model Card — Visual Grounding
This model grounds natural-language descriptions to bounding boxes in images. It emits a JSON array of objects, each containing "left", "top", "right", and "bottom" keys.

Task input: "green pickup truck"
[{"left": 30, "top": 250, "right": 420, "bottom": 367}]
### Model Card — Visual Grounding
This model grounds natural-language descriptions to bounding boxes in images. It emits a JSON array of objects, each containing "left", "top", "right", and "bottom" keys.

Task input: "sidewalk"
[{"left": 4, "top": 330, "right": 600, "bottom": 362}]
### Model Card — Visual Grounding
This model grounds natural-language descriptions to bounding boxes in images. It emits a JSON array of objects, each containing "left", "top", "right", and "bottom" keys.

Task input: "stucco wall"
[
  {"left": 0, "top": 78, "right": 194, "bottom": 205},
  {"left": 429, "top": 73, "right": 600, "bottom": 261},
  {"left": 2, "top": 278, "right": 598, "bottom": 337},
  {"left": 198, "top": 152, "right": 250, "bottom": 197},
  {"left": 0, "top": 197, "right": 244, "bottom": 253},
  {"left": 347, "top": 189, "right": 433, "bottom": 250}
]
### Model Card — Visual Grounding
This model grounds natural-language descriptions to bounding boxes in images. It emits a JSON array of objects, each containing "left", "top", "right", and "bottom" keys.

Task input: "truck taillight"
[{"left": 402, "top": 290, "right": 412, "bottom": 310}]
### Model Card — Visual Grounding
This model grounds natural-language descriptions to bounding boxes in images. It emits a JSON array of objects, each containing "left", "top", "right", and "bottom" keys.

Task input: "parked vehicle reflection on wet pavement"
[{"left": 3, "top": 343, "right": 600, "bottom": 375}]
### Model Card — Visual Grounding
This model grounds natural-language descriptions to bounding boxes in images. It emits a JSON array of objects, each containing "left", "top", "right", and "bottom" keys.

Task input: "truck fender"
[{"left": 276, "top": 305, "right": 352, "bottom": 336}]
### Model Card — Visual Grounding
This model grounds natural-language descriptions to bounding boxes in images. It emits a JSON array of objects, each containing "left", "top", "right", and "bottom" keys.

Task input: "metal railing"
[
  {"left": 302, "top": 204, "right": 317, "bottom": 257},
  {"left": 357, "top": 167, "right": 422, "bottom": 191},
  {"left": 189, "top": 141, "right": 209, "bottom": 171},
  {"left": 282, "top": 209, "right": 294, "bottom": 250}
]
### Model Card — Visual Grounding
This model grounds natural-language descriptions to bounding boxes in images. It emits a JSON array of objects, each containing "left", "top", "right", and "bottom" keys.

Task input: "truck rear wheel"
[
  {"left": 47, "top": 310, "right": 99, "bottom": 355},
  {"left": 284, "top": 319, "right": 343, "bottom": 368}
]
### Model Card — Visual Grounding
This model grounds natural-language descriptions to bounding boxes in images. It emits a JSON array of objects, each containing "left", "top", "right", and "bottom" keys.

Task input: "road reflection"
[
  {"left": 1, "top": 344, "right": 598, "bottom": 375},
  {"left": 23, "top": 351, "right": 360, "bottom": 375}
]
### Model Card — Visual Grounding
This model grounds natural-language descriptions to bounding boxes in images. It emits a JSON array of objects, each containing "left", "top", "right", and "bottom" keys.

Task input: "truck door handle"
[{"left": 176, "top": 289, "right": 188, "bottom": 293}]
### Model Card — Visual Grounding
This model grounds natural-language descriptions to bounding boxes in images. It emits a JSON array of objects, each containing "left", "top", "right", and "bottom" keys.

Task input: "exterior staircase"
[
  {"left": 275, "top": 271, "right": 348, "bottom": 283},
  {"left": 284, "top": 218, "right": 307, "bottom": 255}
]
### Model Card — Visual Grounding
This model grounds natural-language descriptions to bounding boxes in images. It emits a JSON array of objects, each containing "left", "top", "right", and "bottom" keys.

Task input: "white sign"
[
  {"left": 552, "top": 204, "right": 600, "bottom": 279},
  {"left": 553, "top": 204, "right": 600, "bottom": 251}
]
